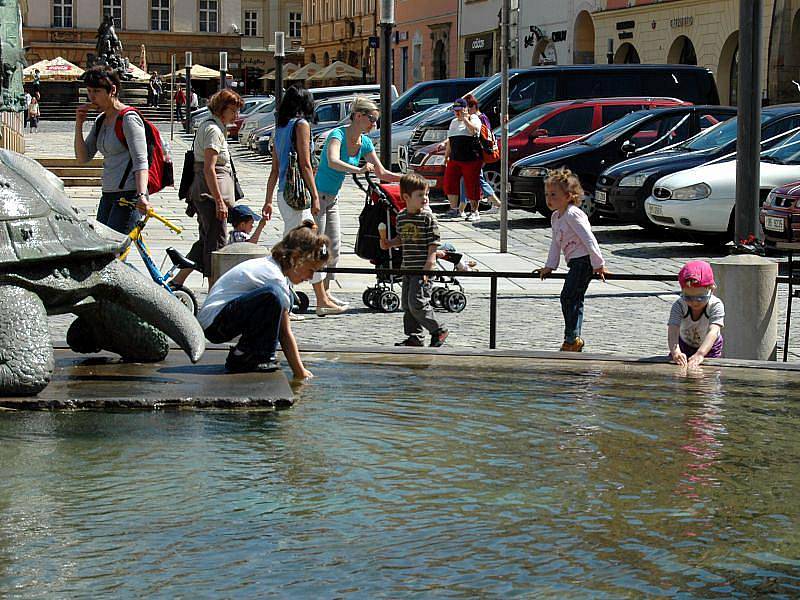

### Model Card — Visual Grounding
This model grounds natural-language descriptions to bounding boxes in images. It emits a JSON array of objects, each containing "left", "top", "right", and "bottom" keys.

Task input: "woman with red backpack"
[
  {"left": 442, "top": 97, "right": 483, "bottom": 222},
  {"left": 463, "top": 93, "right": 502, "bottom": 220},
  {"left": 74, "top": 65, "right": 151, "bottom": 235}
]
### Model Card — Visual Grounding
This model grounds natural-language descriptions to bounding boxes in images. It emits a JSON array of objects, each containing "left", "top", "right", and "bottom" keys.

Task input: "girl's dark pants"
[
  {"left": 97, "top": 191, "right": 140, "bottom": 235},
  {"left": 561, "top": 255, "right": 594, "bottom": 344},
  {"left": 204, "top": 286, "right": 287, "bottom": 360}
]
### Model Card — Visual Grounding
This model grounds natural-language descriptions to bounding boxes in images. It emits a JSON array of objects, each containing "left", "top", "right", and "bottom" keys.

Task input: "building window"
[
  {"left": 151, "top": 0, "right": 170, "bottom": 31},
  {"left": 311, "top": 1, "right": 316, "bottom": 24},
  {"left": 103, "top": 0, "right": 123, "bottom": 28},
  {"left": 52, "top": 0, "right": 73, "bottom": 28},
  {"left": 199, "top": 0, "right": 218, "bottom": 33},
  {"left": 244, "top": 10, "right": 258, "bottom": 37},
  {"left": 289, "top": 12, "right": 302, "bottom": 37}
]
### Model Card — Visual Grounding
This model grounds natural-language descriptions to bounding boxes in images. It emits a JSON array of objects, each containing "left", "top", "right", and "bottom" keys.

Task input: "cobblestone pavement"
[{"left": 27, "top": 121, "right": 800, "bottom": 360}]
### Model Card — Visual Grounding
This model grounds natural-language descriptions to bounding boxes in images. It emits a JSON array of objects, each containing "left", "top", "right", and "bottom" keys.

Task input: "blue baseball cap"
[
  {"left": 228, "top": 203, "right": 261, "bottom": 224},
  {"left": 452, "top": 98, "right": 467, "bottom": 110}
]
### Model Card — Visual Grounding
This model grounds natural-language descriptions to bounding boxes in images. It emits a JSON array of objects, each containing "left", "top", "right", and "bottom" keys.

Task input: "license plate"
[
  {"left": 425, "top": 179, "right": 438, "bottom": 187},
  {"left": 649, "top": 204, "right": 663, "bottom": 217},
  {"left": 765, "top": 216, "right": 785, "bottom": 232},
  {"left": 596, "top": 190, "right": 607, "bottom": 204}
]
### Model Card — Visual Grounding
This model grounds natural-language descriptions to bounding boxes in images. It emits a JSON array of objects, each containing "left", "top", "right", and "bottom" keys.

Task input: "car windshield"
[
  {"left": 762, "top": 129, "right": 800, "bottom": 165},
  {"left": 579, "top": 111, "right": 654, "bottom": 146},
  {"left": 399, "top": 108, "right": 436, "bottom": 127},
  {"left": 504, "top": 104, "right": 568, "bottom": 137},
  {"left": 680, "top": 114, "right": 765, "bottom": 151},
  {"left": 469, "top": 73, "right": 503, "bottom": 102}
]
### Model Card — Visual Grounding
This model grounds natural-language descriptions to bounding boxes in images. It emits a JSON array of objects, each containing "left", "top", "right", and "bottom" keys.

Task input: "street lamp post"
[
  {"left": 274, "top": 31, "right": 285, "bottom": 106},
  {"left": 184, "top": 51, "right": 192, "bottom": 133},
  {"left": 379, "top": 0, "right": 394, "bottom": 168},
  {"left": 219, "top": 51, "right": 228, "bottom": 91},
  {"left": 607, "top": 38, "right": 614, "bottom": 64}
]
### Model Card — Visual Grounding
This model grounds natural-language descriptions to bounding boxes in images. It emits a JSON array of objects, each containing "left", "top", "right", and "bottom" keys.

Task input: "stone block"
[{"left": 211, "top": 242, "right": 269, "bottom": 281}]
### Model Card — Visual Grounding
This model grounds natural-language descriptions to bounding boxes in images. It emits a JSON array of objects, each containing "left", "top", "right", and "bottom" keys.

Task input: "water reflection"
[{"left": 0, "top": 358, "right": 798, "bottom": 597}]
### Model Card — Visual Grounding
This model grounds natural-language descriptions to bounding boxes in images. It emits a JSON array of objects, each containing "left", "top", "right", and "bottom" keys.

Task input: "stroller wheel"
[
  {"left": 445, "top": 290, "right": 467, "bottom": 313},
  {"left": 379, "top": 290, "right": 401, "bottom": 313},
  {"left": 294, "top": 291, "right": 310, "bottom": 314},
  {"left": 431, "top": 286, "right": 447, "bottom": 309},
  {"left": 363, "top": 288, "right": 376, "bottom": 309}
]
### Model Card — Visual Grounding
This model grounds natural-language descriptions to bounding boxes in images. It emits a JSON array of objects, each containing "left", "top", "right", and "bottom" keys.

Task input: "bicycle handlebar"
[{"left": 118, "top": 198, "right": 182, "bottom": 234}]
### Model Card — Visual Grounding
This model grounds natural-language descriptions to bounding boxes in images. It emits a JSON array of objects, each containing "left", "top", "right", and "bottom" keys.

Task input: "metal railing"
[{"left": 322, "top": 266, "right": 799, "bottom": 360}]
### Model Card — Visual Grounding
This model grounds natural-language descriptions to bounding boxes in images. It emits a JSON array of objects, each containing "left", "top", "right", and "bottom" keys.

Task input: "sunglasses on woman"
[{"left": 361, "top": 112, "right": 379, "bottom": 123}]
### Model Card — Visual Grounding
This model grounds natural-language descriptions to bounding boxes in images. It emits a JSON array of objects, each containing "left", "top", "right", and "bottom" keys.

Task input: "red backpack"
[
  {"left": 479, "top": 123, "right": 500, "bottom": 164},
  {"left": 96, "top": 107, "right": 174, "bottom": 194}
]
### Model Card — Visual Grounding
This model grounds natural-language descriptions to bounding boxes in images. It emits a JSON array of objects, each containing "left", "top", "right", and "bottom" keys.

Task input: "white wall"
[
  {"left": 518, "top": 0, "right": 597, "bottom": 66},
  {"left": 459, "top": 0, "right": 501, "bottom": 37}
]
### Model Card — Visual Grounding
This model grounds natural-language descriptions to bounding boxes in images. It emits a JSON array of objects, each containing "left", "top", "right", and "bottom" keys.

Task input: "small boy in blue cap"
[{"left": 228, "top": 204, "right": 267, "bottom": 245}]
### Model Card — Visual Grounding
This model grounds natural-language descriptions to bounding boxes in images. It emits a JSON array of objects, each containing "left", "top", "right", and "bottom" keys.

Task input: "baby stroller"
[
  {"left": 430, "top": 243, "right": 467, "bottom": 313},
  {"left": 353, "top": 173, "right": 405, "bottom": 312}
]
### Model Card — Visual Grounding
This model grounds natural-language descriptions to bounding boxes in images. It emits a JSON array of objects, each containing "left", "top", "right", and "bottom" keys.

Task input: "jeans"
[
  {"left": 561, "top": 255, "right": 594, "bottom": 343},
  {"left": 402, "top": 275, "right": 443, "bottom": 342},
  {"left": 203, "top": 285, "right": 290, "bottom": 360},
  {"left": 97, "top": 191, "right": 140, "bottom": 235},
  {"left": 459, "top": 170, "right": 495, "bottom": 205},
  {"left": 311, "top": 192, "right": 340, "bottom": 285}
]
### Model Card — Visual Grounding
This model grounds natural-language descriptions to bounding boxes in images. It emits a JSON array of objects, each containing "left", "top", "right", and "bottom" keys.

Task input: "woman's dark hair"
[
  {"left": 83, "top": 65, "right": 122, "bottom": 96},
  {"left": 276, "top": 85, "right": 315, "bottom": 127},
  {"left": 463, "top": 93, "right": 479, "bottom": 109}
]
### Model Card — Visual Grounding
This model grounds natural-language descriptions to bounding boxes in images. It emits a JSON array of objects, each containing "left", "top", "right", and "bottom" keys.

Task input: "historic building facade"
[
  {"left": 590, "top": 0, "right": 778, "bottom": 105},
  {"left": 301, "top": 0, "right": 378, "bottom": 82},
  {"left": 518, "top": 1, "right": 599, "bottom": 67},
  {"left": 21, "top": 0, "right": 302, "bottom": 92},
  {"left": 393, "top": 0, "right": 459, "bottom": 92}
]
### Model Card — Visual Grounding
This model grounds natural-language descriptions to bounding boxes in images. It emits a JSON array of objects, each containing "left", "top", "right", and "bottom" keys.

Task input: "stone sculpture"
[
  {"left": 94, "top": 15, "right": 130, "bottom": 78},
  {"left": 0, "top": 150, "right": 205, "bottom": 395},
  {"left": 0, "top": 0, "right": 27, "bottom": 113}
]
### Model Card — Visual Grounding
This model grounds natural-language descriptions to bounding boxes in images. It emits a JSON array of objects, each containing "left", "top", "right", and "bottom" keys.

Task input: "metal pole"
[
  {"left": 489, "top": 276, "right": 498, "bottom": 349},
  {"left": 274, "top": 32, "right": 285, "bottom": 106},
  {"left": 184, "top": 52, "right": 192, "bottom": 134},
  {"left": 219, "top": 51, "right": 228, "bottom": 91},
  {"left": 499, "top": 0, "right": 510, "bottom": 253},
  {"left": 379, "top": 0, "right": 394, "bottom": 168},
  {"left": 735, "top": 0, "right": 763, "bottom": 246},
  {"left": 607, "top": 38, "right": 614, "bottom": 64},
  {"left": 785, "top": 252, "right": 793, "bottom": 362},
  {"left": 170, "top": 54, "right": 175, "bottom": 141}
]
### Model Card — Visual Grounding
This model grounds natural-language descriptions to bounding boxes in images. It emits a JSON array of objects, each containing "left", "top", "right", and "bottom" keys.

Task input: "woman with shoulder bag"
[
  {"left": 172, "top": 89, "right": 244, "bottom": 290},
  {"left": 311, "top": 96, "right": 399, "bottom": 316}
]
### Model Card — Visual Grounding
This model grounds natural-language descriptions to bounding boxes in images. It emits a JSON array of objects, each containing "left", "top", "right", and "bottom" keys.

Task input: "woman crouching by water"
[{"left": 197, "top": 221, "right": 329, "bottom": 378}]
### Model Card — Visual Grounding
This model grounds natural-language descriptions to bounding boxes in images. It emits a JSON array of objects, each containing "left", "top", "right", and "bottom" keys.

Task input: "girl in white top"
[{"left": 199, "top": 221, "right": 330, "bottom": 379}]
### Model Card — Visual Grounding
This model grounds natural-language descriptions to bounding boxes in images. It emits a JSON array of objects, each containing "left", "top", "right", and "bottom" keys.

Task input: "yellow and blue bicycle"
[{"left": 118, "top": 198, "right": 199, "bottom": 315}]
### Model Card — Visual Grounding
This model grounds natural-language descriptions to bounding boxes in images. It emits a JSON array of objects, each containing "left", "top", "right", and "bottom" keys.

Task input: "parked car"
[
  {"left": 408, "top": 97, "right": 690, "bottom": 197},
  {"left": 644, "top": 130, "right": 800, "bottom": 243},
  {"left": 191, "top": 95, "right": 273, "bottom": 132},
  {"left": 252, "top": 94, "right": 380, "bottom": 155},
  {"left": 596, "top": 103, "right": 800, "bottom": 226},
  {"left": 508, "top": 105, "right": 737, "bottom": 219},
  {"left": 760, "top": 180, "right": 800, "bottom": 248},
  {"left": 391, "top": 78, "right": 486, "bottom": 122},
  {"left": 407, "top": 64, "right": 721, "bottom": 155}
]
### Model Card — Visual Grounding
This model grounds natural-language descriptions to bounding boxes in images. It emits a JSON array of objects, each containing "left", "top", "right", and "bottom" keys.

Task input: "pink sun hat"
[{"left": 678, "top": 260, "right": 715, "bottom": 288}]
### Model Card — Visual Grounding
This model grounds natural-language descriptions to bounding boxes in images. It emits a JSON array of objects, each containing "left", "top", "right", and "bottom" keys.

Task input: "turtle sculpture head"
[{"left": 0, "top": 150, "right": 205, "bottom": 396}]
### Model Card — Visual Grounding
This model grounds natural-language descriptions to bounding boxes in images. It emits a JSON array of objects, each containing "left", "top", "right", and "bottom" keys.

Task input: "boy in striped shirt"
[{"left": 380, "top": 173, "right": 449, "bottom": 347}]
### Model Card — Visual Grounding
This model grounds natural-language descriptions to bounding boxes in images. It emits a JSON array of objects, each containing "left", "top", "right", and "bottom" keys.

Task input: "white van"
[{"left": 304, "top": 83, "right": 398, "bottom": 102}]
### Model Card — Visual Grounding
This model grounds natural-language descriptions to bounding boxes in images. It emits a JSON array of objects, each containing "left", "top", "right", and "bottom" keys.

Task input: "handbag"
[
  {"left": 230, "top": 154, "right": 245, "bottom": 201},
  {"left": 283, "top": 119, "right": 312, "bottom": 211},
  {"left": 180, "top": 120, "right": 244, "bottom": 201}
]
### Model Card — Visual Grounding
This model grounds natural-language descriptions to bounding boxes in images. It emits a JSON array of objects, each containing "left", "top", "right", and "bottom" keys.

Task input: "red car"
[
  {"left": 410, "top": 97, "right": 691, "bottom": 196},
  {"left": 761, "top": 181, "right": 800, "bottom": 248}
]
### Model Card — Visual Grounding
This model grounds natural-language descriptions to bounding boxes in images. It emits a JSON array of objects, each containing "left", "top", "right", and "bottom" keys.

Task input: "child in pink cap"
[{"left": 667, "top": 260, "right": 725, "bottom": 367}]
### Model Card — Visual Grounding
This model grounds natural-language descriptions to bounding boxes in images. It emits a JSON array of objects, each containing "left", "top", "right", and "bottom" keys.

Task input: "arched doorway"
[
  {"left": 718, "top": 31, "right": 739, "bottom": 105},
  {"left": 614, "top": 43, "right": 640, "bottom": 64},
  {"left": 573, "top": 10, "right": 595, "bottom": 64},
  {"left": 323, "top": 52, "right": 330, "bottom": 66},
  {"left": 432, "top": 39, "right": 446, "bottom": 79},
  {"left": 532, "top": 38, "right": 557, "bottom": 65},
  {"left": 310, "top": 53, "right": 317, "bottom": 65},
  {"left": 668, "top": 35, "right": 697, "bottom": 65}
]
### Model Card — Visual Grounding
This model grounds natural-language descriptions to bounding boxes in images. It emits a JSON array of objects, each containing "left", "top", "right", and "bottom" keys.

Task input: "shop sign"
[
  {"left": 618, "top": 31, "right": 633, "bottom": 40},
  {"left": 616, "top": 20, "right": 635, "bottom": 31},
  {"left": 670, "top": 16, "right": 694, "bottom": 29},
  {"left": 465, "top": 33, "right": 493, "bottom": 53}
]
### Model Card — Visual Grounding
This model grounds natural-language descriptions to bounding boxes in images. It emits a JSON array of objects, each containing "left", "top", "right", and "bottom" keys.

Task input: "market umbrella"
[
  {"left": 139, "top": 44, "right": 147, "bottom": 73},
  {"left": 260, "top": 62, "right": 300, "bottom": 80},
  {"left": 167, "top": 64, "right": 232, "bottom": 80},
  {"left": 307, "top": 61, "right": 362, "bottom": 82},
  {"left": 287, "top": 62, "right": 321, "bottom": 81},
  {"left": 23, "top": 57, "right": 85, "bottom": 81},
  {"left": 125, "top": 62, "right": 151, "bottom": 82}
]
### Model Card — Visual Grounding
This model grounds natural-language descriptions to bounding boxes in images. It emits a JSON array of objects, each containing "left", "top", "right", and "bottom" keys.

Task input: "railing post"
[{"left": 490, "top": 276, "right": 498, "bottom": 349}]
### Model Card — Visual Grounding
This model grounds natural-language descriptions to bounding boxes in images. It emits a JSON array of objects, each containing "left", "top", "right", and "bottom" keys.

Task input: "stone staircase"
[
  {"left": 35, "top": 157, "right": 103, "bottom": 187},
  {"left": 39, "top": 82, "right": 176, "bottom": 123}
]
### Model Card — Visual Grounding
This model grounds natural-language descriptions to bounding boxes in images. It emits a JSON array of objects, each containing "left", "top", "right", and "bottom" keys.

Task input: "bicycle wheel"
[{"left": 170, "top": 283, "right": 198, "bottom": 315}]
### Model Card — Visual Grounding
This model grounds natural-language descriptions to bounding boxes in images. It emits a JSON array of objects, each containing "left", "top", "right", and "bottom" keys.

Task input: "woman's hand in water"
[
  {"left": 687, "top": 352, "right": 706, "bottom": 369},
  {"left": 671, "top": 350, "right": 688, "bottom": 367},
  {"left": 294, "top": 368, "right": 314, "bottom": 380}
]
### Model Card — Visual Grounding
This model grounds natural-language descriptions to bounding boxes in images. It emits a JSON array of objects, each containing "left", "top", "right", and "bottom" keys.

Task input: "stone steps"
[{"left": 34, "top": 157, "right": 103, "bottom": 187}]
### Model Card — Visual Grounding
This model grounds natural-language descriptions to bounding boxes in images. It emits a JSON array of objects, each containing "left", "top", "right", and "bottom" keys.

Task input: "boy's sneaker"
[
  {"left": 430, "top": 328, "right": 449, "bottom": 347},
  {"left": 466, "top": 212, "right": 481, "bottom": 223},
  {"left": 395, "top": 336, "right": 424, "bottom": 347},
  {"left": 560, "top": 337, "right": 585, "bottom": 352}
]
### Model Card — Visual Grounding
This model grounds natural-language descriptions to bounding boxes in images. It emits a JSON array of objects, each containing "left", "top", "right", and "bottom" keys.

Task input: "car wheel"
[
  {"left": 581, "top": 191, "right": 600, "bottom": 223},
  {"left": 483, "top": 168, "right": 502, "bottom": 195}
]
